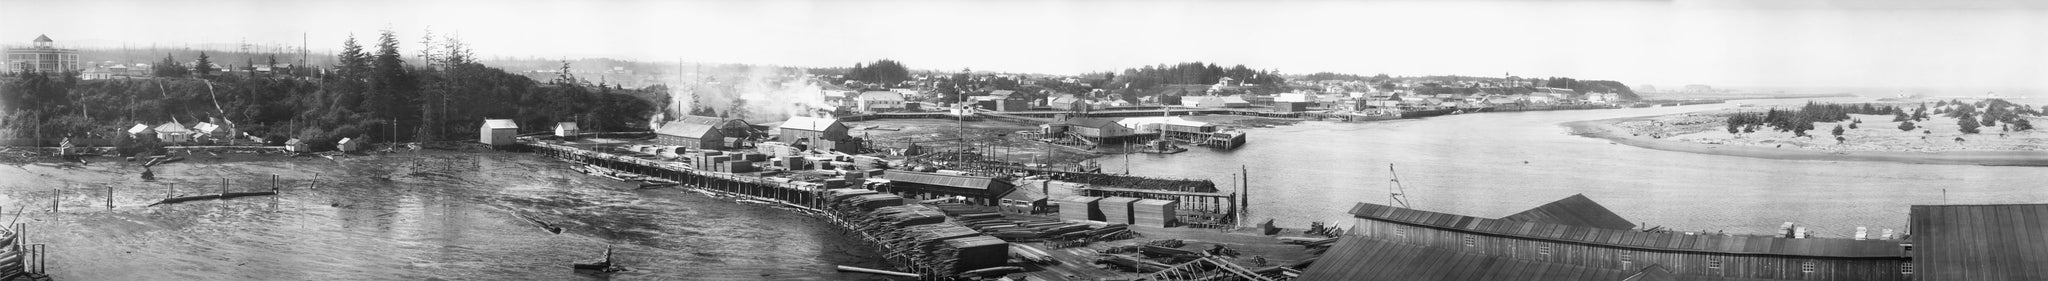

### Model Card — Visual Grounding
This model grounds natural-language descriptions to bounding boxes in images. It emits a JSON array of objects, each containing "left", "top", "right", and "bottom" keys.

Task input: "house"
[
  {"left": 553, "top": 122, "right": 580, "bottom": 138},
  {"left": 778, "top": 116, "right": 853, "bottom": 152},
  {"left": 654, "top": 116, "right": 752, "bottom": 150},
  {"left": 478, "top": 119, "right": 519, "bottom": 147},
  {"left": 857, "top": 91, "right": 905, "bottom": 112},
  {"left": 1049, "top": 94, "right": 1090, "bottom": 112},
  {"left": 191, "top": 122, "right": 220, "bottom": 142},
  {"left": 154, "top": 121, "right": 192, "bottom": 143},
  {"left": 126, "top": 124, "right": 152, "bottom": 139}
]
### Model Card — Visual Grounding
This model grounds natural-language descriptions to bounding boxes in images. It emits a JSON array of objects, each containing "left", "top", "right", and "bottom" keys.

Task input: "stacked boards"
[
  {"left": 1059, "top": 196, "right": 1104, "bottom": 222},
  {"left": 1096, "top": 197, "right": 1140, "bottom": 224},
  {"left": 1131, "top": 199, "right": 1178, "bottom": 227}
]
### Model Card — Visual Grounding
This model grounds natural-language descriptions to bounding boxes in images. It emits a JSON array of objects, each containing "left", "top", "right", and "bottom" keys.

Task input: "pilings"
[{"left": 525, "top": 142, "right": 828, "bottom": 212}]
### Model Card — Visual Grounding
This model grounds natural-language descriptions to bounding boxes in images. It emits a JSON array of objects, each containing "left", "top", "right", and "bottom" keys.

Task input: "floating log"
[
  {"left": 835, "top": 265, "right": 919, "bottom": 278},
  {"left": 956, "top": 266, "right": 1024, "bottom": 277},
  {"left": 147, "top": 190, "right": 278, "bottom": 207}
]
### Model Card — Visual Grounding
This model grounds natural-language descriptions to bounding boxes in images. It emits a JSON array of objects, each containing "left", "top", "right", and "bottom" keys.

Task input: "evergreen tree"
[
  {"left": 154, "top": 53, "right": 188, "bottom": 77},
  {"left": 1957, "top": 113, "right": 1980, "bottom": 134},
  {"left": 1832, "top": 124, "right": 1845, "bottom": 136},
  {"left": 1898, "top": 121, "right": 1915, "bottom": 131},
  {"left": 194, "top": 52, "right": 214, "bottom": 76},
  {"left": 337, "top": 34, "right": 370, "bottom": 79}
]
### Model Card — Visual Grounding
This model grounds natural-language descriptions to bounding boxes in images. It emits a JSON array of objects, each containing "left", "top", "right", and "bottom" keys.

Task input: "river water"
[
  {"left": 1, "top": 153, "right": 895, "bottom": 281},
  {"left": 1099, "top": 98, "right": 2047, "bottom": 236}
]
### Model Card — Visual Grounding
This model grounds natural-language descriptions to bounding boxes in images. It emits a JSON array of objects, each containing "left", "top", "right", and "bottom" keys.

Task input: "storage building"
[
  {"left": 553, "top": 122, "right": 579, "bottom": 138},
  {"left": 655, "top": 116, "right": 751, "bottom": 150},
  {"left": 478, "top": 119, "right": 519, "bottom": 147},
  {"left": 943, "top": 236, "right": 1011, "bottom": 273}
]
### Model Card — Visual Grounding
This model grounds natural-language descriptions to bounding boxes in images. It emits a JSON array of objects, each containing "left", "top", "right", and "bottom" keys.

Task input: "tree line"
[{"left": 0, "top": 29, "right": 664, "bottom": 152}]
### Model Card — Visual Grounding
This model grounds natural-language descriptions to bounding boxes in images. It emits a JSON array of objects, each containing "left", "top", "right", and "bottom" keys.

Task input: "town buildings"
[{"left": 4, "top": 35, "right": 81, "bottom": 74}]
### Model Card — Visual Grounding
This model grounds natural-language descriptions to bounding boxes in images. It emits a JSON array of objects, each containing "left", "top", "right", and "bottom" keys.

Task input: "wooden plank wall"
[{"left": 1348, "top": 219, "right": 1911, "bottom": 281}]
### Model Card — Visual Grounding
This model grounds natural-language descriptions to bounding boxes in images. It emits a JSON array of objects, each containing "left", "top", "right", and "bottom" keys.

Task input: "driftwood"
[{"left": 147, "top": 189, "right": 277, "bottom": 207}]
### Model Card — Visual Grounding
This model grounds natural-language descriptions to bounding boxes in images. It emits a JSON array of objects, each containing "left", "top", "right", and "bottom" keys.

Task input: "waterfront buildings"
[
  {"left": 777, "top": 116, "right": 852, "bottom": 152},
  {"left": 478, "top": 119, "right": 519, "bottom": 147},
  {"left": 654, "top": 116, "right": 752, "bottom": 150},
  {"left": 1301, "top": 196, "right": 2048, "bottom": 281},
  {"left": 4, "top": 35, "right": 81, "bottom": 74}
]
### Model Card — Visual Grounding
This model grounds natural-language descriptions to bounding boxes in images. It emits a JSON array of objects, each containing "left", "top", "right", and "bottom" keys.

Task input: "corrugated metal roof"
[
  {"left": 1501, "top": 194, "right": 1636, "bottom": 230},
  {"left": 883, "top": 170, "right": 1015, "bottom": 192},
  {"left": 1349, "top": 202, "right": 1907, "bottom": 258},
  {"left": 1909, "top": 204, "right": 2048, "bottom": 281},
  {"left": 482, "top": 119, "right": 519, "bottom": 129}
]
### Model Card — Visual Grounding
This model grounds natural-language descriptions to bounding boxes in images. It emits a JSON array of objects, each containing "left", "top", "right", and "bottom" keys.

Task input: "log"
[{"left": 836, "top": 265, "right": 919, "bottom": 278}]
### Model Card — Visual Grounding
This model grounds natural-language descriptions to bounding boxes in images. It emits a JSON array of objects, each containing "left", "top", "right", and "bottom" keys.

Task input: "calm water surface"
[
  {"left": 1100, "top": 98, "right": 2047, "bottom": 236},
  {"left": 2, "top": 153, "right": 893, "bottom": 280}
]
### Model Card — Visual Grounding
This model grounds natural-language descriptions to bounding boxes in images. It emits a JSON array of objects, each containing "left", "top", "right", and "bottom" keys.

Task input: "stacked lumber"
[
  {"left": 1059, "top": 196, "right": 1104, "bottom": 222},
  {"left": 870, "top": 205, "right": 947, "bottom": 227},
  {"left": 1096, "top": 197, "right": 1140, "bottom": 225},
  {"left": 1131, "top": 199, "right": 1177, "bottom": 227},
  {"left": 0, "top": 230, "right": 20, "bottom": 279},
  {"left": 843, "top": 194, "right": 904, "bottom": 211}
]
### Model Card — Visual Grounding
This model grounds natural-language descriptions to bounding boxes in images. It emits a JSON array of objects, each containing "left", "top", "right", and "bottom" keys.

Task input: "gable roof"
[
  {"left": 656, "top": 121, "right": 719, "bottom": 138},
  {"left": 155, "top": 122, "right": 191, "bottom": 133},
  {"left": 1348, "top": 202, "right": 1908, "bottom": 258},
  {"left": 1909, "top": 204, "right": 2048, "bottom": 281},
  {"left": 883, "top": 169, "right": 1015, "bottom": 193},
  {"left": 554, "top": 122, "right": 579, "bottom": 130},
  {"left": 1051, "top": 94, "right": 1084, "bottom": 104},
  {"left": 988, "top": 90, "right": 1016, "bottom": 97},
  {"left": 1060, "top": 117, "right": 1122, "bottom": 129},
  {"left": 1500, "top": 194, "right": 1636, "bottom": 230},
  {"left": 780, "top": 116, "right": 842, "bottom": 132},
  {"left": 34, "top": 34, "right": 52, "bottom": 42},
  {"left": 859, "top": 91, "right": 903, "bottom": 101},
  {"left": 482, "top": 119, "right": 519, "bottom": 129}
]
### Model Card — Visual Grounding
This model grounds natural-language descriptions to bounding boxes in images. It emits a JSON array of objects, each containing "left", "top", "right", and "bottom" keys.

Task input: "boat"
[{"left": 572, "top": 245, "right": 621, "bottom": 272}]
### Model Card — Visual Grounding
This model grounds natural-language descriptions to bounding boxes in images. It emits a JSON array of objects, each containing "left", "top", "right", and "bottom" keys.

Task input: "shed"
[
  {"left": 478, "top": 119, "right": 519, "bottom": 146},
  {"left": 1096, "top": 197, "right": 1141, "bottom": 225},
  {"left": 336, "top": 137, "right": 361, "bottom": 152},
  {"left": 655, "top": 116, "right": 751, "bottom": 150},
  {"left": 284, "top": 138, "right": 308, "bottom": 152},
  {"left": 1131, "top": 199, "right": 1178, "bottom": 227},
  {"left": 778, "top": 116, "right": 849, "bottom": 151},
  {"left": 881, "top": 170, "right": 1016, "bottom": 206},
  {"left": 553, "top": 122, "right": 579, "bottom": 138},
  {"left": 126, "top": 124, "right": 152, "bottom": 138},
  {"left": 1059, "top": 196, "right": 1104, "bottom": 222},
  {"left": 1055, "top": 116, "right": 1132, "bottom": 140},
  {"left": 1049, "top": 94, "right": 1091, "bottom": 111}
]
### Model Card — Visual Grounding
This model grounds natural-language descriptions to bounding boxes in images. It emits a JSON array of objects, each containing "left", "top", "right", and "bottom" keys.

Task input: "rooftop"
[{"left": 1908, "top": 203, "right": 2048, "bottom": 281}]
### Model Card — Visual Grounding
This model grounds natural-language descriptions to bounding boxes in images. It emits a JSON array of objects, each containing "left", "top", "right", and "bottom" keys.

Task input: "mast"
[{"left": 1388, "top": 163, "right": 1409, "bottom": 208}]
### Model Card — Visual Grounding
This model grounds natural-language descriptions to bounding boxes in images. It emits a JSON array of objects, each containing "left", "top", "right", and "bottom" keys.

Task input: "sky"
[{"left": 3, "top": 0, "right": 2045, "bottom": 93}]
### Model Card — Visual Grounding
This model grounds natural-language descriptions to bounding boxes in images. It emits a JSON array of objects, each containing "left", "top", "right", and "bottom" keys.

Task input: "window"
[
  {"left": 1902, "top": 262, "right": 1914, "bottom": 274},
  {"left": 1620, "top": 254, "right": 1633, "bottom": 268},
  {"left": 1394, "top": 227, "right": 1406, "bottom": 238},
  {"left": 1707, "top": 259, "right": 1723, "bottom": 270},
  {"left": 1802, "top": 261, "right": 1816, "bottom": 273},
  {"left": 1537, "top": 245, "right": 1552, "bottom": 255},
  {"left": 1463, "top": 235, "right": 1477, "bottom": 247}
]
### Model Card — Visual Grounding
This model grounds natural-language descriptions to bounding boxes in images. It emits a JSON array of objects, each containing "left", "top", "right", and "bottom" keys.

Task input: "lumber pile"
[
  {"left": 1096, "top": 197, "right": 1140, "bottom": 224},
  {"left": 1131, "top": 199, "right": 1177, "bottom": 227},
  {"left": 826, "top": 195, "right": 1009, "bottom": 275}
]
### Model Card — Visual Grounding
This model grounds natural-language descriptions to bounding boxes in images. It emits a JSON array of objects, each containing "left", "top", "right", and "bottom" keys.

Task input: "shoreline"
[{"left": 1563, "top": 116, "right": 2048, "bottom": 166}]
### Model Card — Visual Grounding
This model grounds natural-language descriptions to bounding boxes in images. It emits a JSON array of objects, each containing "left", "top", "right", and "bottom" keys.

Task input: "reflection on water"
[
  {"left": 5, "top": 153, "right": 894, "bottom": 280},
  {"left": 1102, "top": 99, "right": 2047, "bottom": 235}
]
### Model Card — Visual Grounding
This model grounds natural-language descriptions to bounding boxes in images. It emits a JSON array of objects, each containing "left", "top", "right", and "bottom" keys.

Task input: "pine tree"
[
  {"left": 194, "top": 52, "right": 214, "bottom": 76},
  {"left": 1898, "top": 121, "right": 1915, "bottom": 131},
  {"left": 337, "top": 34, "right": 369, "bottom": 79},
  {"left": 1957, "top": 113, "right": 1980, "bottom": 134},
  {"left": 1832, "top": 124, "right": 1845, "bottom": 136}
]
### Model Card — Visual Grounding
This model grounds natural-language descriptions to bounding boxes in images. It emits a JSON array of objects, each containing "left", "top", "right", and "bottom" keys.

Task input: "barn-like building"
[
  {"left": 777, "top": 116, "right": 856, "bottom": 153},
  {"left": 1300, "top": 194, "right": 1916, "bottom": 281},
  {"left": 654, "top": 116, "right": 753, "bottom": 150}
]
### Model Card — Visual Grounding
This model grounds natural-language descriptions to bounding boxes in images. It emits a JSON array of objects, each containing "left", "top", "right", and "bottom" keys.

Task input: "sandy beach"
[{"left": 1564, "top": 114, "right": 2048, "bottom": 166}]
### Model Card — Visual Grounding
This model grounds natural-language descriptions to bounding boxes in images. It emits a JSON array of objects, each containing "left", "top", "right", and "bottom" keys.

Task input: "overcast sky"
[{"left": 4, "top": 0, "right": 2044, "bottom": 92}]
